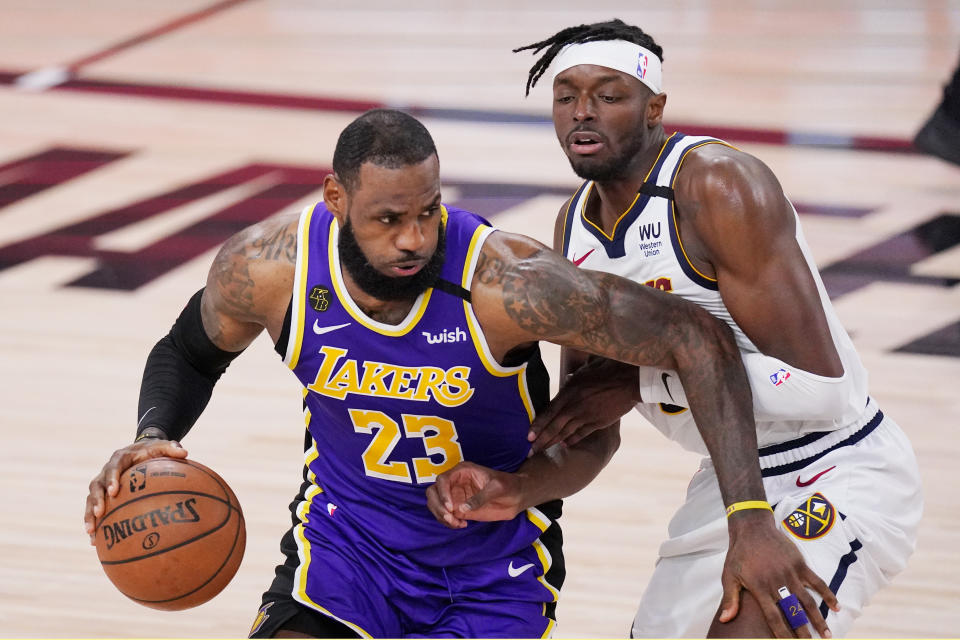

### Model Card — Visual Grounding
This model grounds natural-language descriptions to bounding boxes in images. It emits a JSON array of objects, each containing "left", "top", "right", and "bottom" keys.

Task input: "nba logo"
[
  {"left": 770, "top": 368, "right": 791, "bottom": 386},
  {"left": 637, "top": 53, "right": 648, "bottom": 79}
]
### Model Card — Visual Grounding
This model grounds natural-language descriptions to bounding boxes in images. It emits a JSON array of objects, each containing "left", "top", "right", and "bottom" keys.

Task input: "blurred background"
[{"left": 1, "top": 1, "right": 958, "bottom": 637}]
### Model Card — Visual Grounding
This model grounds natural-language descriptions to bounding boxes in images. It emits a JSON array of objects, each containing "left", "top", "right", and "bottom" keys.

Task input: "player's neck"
[
  {"left": 339, "top": 266, "right": 418, "bottom": 325},
  {"left": 589, "top": 130, "right": 668, "bottom": 232}
]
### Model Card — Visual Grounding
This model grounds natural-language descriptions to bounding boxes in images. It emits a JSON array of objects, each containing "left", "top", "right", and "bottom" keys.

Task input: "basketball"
[{"left": 94, "top": 457, "right": 246, "bottom": 610}]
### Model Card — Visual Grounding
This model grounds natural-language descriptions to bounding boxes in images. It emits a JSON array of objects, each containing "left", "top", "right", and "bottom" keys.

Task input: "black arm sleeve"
[{"left": 136, "top": 288, "right": 245, "bottom": 441}]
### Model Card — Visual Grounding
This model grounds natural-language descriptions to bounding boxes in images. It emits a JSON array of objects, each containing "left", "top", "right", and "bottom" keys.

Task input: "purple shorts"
[{"left": 252, "top": 500, "right": 565, "bottom": 638}]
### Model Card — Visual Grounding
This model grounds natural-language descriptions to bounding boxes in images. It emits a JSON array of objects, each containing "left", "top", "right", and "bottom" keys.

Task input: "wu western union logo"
[{"left": 308, "top": 346, "right": 474, "bottom": 406}]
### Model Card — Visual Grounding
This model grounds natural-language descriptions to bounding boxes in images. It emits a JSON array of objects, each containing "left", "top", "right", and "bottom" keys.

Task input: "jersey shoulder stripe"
[
  {"left": 285, "top": 202, "right": 320, "bottom": 369},
  {"left": 663, "top": 138, "right": 733, "bottom": 290},
  {"left": 560, "top": 181, "right": 589, "bottom": 257}
]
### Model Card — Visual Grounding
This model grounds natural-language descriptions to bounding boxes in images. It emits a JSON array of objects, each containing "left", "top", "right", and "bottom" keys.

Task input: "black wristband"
[{"left": 136, "top": 288, "right": 244, "bottom": 441}]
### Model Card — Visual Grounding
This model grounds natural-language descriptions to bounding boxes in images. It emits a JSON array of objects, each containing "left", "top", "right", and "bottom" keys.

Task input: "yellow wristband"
[{"left": 725, "top": 500, "right": 773, "bottom": 517}]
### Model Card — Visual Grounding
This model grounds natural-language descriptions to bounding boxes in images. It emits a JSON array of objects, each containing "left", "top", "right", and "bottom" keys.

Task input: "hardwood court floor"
[{"left": 0, "top": 1, "right": 958, "bottom": 637}]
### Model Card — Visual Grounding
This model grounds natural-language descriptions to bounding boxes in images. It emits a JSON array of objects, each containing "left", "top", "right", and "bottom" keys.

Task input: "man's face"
[
  {"left": 330, "top": 155, "right": 445, "bottom": 301},
  {"left": 552, "top": 64, "right": 657, "bottom": 182}
]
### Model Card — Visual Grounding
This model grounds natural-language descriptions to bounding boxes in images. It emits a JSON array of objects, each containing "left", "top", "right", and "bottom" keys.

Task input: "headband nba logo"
[{"left": 637, "top": 53, "right": 648, "bottom": 79}]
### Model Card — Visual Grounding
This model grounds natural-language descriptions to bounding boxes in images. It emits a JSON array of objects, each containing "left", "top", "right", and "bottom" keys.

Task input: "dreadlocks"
[{"left": 513, "top": 19, "right": 664, "bottom": 96}]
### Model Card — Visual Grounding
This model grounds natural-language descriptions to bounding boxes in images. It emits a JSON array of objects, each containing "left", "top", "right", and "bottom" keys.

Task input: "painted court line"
[{"left": 14, "top": 0, "right": 253, "bottom": 90}]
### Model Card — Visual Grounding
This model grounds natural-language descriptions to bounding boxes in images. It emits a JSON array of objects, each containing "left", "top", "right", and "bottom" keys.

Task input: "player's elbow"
[{"left": 672, "top": 306, "right": 743, "bottom": 379}]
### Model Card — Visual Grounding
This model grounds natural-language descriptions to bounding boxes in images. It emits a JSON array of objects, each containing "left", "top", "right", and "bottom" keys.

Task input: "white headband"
[{"left": 551, "top": 40, "right": 663, "bottom": 94}]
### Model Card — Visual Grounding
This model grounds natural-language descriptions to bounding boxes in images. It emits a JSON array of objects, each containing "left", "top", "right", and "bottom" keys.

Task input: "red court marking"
[
  {"left": 0, "top": 71, "right": 913, "bottom": 154},
  {"left": 57, "top": 76, "right": 385, "bottom": 113},
  {"left": 64, "top": 0, "right": 254, "bottom": 72}
]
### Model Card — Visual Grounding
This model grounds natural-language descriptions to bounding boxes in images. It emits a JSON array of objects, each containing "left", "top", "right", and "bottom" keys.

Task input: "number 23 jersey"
[{"left": 280, "top": 202, "right": 556, "bottom": 567}]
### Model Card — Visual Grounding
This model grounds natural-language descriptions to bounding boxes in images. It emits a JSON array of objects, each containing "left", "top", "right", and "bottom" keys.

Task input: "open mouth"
[
  {"left": 569, "top": 130, "right": 605, "bottom": 155},
  {"left": 389, "top": 261, "right": 425, "bottom": 276}
]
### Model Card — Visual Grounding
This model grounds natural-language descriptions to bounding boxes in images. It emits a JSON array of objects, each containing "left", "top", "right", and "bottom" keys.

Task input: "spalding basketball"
[{"left": 94, "top": 457, "right": 246, "bottom": 610}]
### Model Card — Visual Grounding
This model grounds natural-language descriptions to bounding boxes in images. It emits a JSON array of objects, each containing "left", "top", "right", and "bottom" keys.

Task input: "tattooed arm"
[
  {"left": 525, "top": 201, "right": 639, "bottom": 452},
  {"left": 203, "top": 212, "right": 300, "bottom": 349},
  {"left": 466, "top": 230, "right": 838, "bottom": 639},
  {"left": 473, "top": 229, "right": 760, "bottom": 506},
  {"left": 83, "top": 213, "right": 299, "bottom": 543}
]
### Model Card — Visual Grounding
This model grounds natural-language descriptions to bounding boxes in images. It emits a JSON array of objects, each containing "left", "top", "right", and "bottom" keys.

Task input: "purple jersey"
[{"left": 280, "top": 202, "right": 556, "bottom": 569}]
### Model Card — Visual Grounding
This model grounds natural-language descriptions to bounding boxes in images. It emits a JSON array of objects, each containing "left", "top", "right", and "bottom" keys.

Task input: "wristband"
[{"left": 725, "top": 500, "right": 773, "bottom": 517}]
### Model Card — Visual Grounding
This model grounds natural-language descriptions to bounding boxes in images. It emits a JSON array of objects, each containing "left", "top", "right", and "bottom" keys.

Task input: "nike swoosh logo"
[
  {"left": 796, "top": 465, "right": 836, "bottom": 487},
  {"left": 661, "top": 372, "right": 675, "bottom": 401},
  {"left": 572, "top": 249, "right": 595, "bottom": 266},
  {"left": 507, "top": 561, "right": 536, "bottom": 578},
  {"left": 313, "top": 321, "right": 351, "bottom": 335},
  {"left": 137, "top": 406, "right": 156, "bottom": 428}
]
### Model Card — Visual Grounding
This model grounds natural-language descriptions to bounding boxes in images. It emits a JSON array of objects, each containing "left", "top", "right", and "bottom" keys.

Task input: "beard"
[
  {"left": 567, "top": 130, "right": 648, "bottom": 182},
  {"left": 338, "top": 218, "right": 446, "bottom": 302}
]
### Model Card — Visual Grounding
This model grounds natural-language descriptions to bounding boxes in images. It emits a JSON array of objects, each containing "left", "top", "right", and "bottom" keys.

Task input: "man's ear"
[
  {"left": 646, "top": 92, "right": 666, "bottom": 128},
  {"left": 323, "top": 173, "right": 348, "bottom": 222}
]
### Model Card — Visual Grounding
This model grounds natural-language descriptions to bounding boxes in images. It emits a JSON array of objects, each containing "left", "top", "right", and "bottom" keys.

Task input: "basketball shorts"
[
  {"left": 249, "top": 496, "right": 564, "bottom": 638},
  {"left": 631, "top": 399, "right": 922, "bottom": 638}
]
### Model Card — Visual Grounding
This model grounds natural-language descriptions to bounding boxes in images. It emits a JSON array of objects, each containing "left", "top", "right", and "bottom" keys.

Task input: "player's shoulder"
[
  {"left": 443, "top": 204, "right": 493, "bottom": 228},
  {"left": 217, "top": 211, "right": 300, "bottom": 267},
  {"left": 482, "top": 228, "right": 551, "bottom": 261},
  {"left": 682, "top": 142, "right": 770, "bottom": 183},
  {"left": 551, "top": 183, "right": 587, "bottom": 252},
  {"left": 206, "top": 211, "right": 301, "bottom": 323},
  {"left": 676, "top": 142, "right": 782, "bottom": 208}
]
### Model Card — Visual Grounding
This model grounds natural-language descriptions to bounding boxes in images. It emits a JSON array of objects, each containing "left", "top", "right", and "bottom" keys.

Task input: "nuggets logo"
[
  {"left": 309, "top": 284, "right": 330, "bottom": 312},
  {"left": 782, "top": 493, "right": 836, "bottom": 540},
  {"left": 249, "top": 601, "right": 274, "bottom": 636}
]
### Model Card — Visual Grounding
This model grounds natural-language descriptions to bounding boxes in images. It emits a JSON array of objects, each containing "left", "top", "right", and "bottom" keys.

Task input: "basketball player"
[
  {"left": 427, "top": 20, "right": 923, "bottom": 639},
  {"left": 84, "top": 109, "right": 787, "bottom": 638}
]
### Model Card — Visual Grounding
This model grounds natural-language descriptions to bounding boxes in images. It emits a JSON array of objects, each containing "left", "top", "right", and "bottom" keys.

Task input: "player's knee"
[{"left": 707, "top": 591, "right": 782, "bottom": 639}]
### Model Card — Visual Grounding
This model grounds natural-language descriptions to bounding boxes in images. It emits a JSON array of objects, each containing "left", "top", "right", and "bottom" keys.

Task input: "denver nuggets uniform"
[
  {"left": 253, "top": 203, "right": 563, "bottom": 638},
  {"left": 560, "top": 133, "right": 922, "bottom": 637}
]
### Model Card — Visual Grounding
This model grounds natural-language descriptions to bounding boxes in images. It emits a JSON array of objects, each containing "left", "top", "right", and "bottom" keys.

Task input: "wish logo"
[{"left": 423, "top": 327, "right": 467, "bottom": 345}]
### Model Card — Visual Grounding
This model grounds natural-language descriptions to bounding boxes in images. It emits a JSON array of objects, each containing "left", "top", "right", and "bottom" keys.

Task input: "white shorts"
[{"left": 632, "top": 399, "right": 922, "bottom": 638}]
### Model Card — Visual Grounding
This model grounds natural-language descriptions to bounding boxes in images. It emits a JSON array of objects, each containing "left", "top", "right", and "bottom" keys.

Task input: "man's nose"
[
  {"left": 395, "top": 219, "right": 426, "bottom": 253},
  {"left": 573, "top": 95, "right": 596, "bottom": 122}
]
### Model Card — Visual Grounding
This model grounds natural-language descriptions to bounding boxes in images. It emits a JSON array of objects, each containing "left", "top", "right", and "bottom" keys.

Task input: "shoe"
[{"left": 913, "top": 105, "right": 960, "bottom": 166}]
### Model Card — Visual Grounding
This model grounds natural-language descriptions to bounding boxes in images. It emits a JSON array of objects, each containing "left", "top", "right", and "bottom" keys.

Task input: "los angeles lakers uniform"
[
  {"left": 253, "top": 203, "right": 563, "bottom": 638},
  {"left": 560, "top": 133, "right": 922, "bottom": 637}
]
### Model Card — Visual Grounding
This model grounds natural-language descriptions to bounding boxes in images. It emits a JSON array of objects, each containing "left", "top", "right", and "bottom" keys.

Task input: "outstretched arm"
[
  {"left": 529, "top": 205, "right": 639, "bottom": 451},
  {"left": 426, "top": 208, "right": 631, "bottom": 527},
  {"left": 470, "top": 230, "right": 837, "bottom": 638},
  {"left": 473, "top": 230, "right": 759, "bottom": 509},
  {"left": 83, "top": 213, "right": 298, "bottom": 543}
]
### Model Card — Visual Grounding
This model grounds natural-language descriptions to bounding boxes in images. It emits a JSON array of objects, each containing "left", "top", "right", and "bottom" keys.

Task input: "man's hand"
[
  {"left": 528, "top": 357, "right": 639, "bottom": 454},
  {"left": 426, "top": 461, "right": 524, "bottom": 529},
  {"left": 83, "top": 438, "right": 188, "bottom": 544},
  {"left": 717, "top": 510, "right": 840, "bottom": 638}
]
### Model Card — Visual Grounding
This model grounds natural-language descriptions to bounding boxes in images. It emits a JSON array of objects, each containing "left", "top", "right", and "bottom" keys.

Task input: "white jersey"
[
  {"left": 560, "top": 132, "right": 869, "bottom": 454},
  {"left": 560, "top": 132, "right": 921, "bottom": 637}
]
